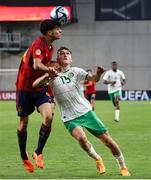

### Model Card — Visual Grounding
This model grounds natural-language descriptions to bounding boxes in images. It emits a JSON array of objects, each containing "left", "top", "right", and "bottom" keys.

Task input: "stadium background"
[
  {"left": 0, "top": 0, "right": 151, "bottom": 100},
  {"left": 0, "top": 1, "right": 151, "bottom": 179}
]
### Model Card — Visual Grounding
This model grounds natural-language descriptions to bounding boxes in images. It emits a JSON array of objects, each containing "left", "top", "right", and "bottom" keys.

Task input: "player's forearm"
[
  {"left": 103, "top": 80, "right": 111, "bottom": 84},
  {"left": 33, "top": 59, "right": 49, "bottom": 73},
  {"left": 121, "top": 79, "right": 126, "bottom": 86},
  {"left": 33, "top": 74, "right": 49, "bottom": 88},
  {"left": 88, "top": 73, "right": 101, "bottom": 82}
]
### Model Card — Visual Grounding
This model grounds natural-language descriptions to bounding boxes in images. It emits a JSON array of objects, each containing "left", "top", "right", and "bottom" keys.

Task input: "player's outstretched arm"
[
  {"left": 33, "top": 73, "right": 50, "bottom": 88},
  {"left": 87, "top": 66, "right": 106, "bottom": 82}
]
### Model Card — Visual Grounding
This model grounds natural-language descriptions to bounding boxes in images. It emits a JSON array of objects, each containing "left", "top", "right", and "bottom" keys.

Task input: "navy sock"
[
  {"left": 35, "top": 123, "right": 51, "bottom": 155},
  {"left": 17, "top": 129, "right": 28, "bottom": 160}
]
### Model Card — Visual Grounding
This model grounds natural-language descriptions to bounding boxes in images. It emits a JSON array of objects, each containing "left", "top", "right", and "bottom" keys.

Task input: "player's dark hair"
[
  {"left": 86, "top": 69, "right": 92, "bottom": 72},
  {"left": 40, "top": 19, "right": 61, "bottom": 35},
  {"left": 112, "top": 61, "right": 118, "bottom": 65}
]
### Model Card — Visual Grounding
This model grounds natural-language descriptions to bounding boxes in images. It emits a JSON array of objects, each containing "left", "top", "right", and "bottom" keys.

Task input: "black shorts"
[
  {"left": 86, "top": 93, "right": 96, "bottom": 102},
  {"left": 16, "top": 89, "right": 54, "bottom": 117}
]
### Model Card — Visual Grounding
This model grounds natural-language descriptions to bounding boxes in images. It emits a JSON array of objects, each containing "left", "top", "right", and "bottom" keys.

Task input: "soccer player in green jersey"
[{"left": 33, "top": 47, "right": 130, "bottom": 176}]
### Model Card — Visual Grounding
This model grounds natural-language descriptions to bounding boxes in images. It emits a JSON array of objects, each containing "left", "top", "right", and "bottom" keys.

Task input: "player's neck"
[
  {"left": 43, "top": 36, "right": 54, "bottom": 48},
  {"left": 61, "top": 64, "right": 71, "bottom": 72},
  {"left": 112, "top": 69, "right": 117, "bottom": 72}
]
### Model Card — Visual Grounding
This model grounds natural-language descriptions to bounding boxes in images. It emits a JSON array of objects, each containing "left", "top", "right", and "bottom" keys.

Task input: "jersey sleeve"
[
  {"left": 32, "top": 45, "right": 44, "bottom": 62},
  {"left": 120, "top": 71, "right": 126, "bottom": 80},
  {"left": 103, "top": 71, "right": 109, "bottom": 81},
  {"left": 74, "top": 67, "right": 88, "bottom": 82}
]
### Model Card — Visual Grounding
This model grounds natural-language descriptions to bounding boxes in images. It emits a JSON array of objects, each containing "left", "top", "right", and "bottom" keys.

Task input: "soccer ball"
[{"left": 50, "top": 6, "right": 69, "bottom": 25}]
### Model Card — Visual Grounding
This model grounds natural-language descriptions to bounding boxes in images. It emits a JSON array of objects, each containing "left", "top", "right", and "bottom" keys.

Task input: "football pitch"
[{"left": 0, "top": 101, "right": 151, "bottom": 179}]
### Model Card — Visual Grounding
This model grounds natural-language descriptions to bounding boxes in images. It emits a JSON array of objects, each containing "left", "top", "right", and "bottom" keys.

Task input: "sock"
[
  {"left": 87, "top": 145, "right": 101, "bottom": 160},
  {"left": 17, "top": 129, "right": 28, "bottom": 160},
  {"left": 114, "top": 153, "right": 127, "bottom": 169},
  {"left": 115, "top": 109, "right": 120, "bottom": 121},
  {"left": 35, "top": 123, "right": 51, "bottom": 155}
]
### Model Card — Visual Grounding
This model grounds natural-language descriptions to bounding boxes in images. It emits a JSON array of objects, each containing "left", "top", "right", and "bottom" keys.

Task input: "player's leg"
[
  {"left": 98, "top": 132, "right": 130, "bottom": 176},
  {"left": 33, "top": 93, "right": 55, "bottom": 168},
  {"left": 72, "top": 127, "right": 99, "bottom": 159},
  {"left": 90, "top": 93, "right": 96, "bottom": 111},
  {"left": 83, "top": 110, "right": 130, "bottom": 176},
  {"left": 17, "top": 116, "right": 28, "bottom": 160},
  {"left": 16, "top": 90, "right": 35, "bottom": 173},
  {"left": 72, "top": 127, "right": 106, "bottom": 174},
  {"left": 113, "top": 92, "right": 120, "bottom": 122},
  {"left": 64, "top": 117, "right": 106, "bottom": 174},
  {"left": 109, "top": 91, "right": 120, "bottom": 122}
]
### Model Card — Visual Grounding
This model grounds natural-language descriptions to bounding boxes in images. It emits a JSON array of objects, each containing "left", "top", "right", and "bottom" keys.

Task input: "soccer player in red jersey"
[
  {"left": 16, "top": 19, "right": 62, "bottom": 173},
  {"left": 84, "top": 69, "right": 96, "bottom": 110}
]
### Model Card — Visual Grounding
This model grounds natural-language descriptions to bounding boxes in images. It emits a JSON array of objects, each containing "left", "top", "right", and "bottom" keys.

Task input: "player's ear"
[{"left": 47, "top": 30, "right": 53, "bottom": 36}]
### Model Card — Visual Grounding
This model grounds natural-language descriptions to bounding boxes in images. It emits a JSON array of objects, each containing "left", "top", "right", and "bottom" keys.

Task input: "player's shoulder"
[
  {"left": 70, "top": 67, "right": 85, "bottom": 72},
  {"left": 32, "top": 36, "right": 42, "bottom": 44},
  {"left": 117, "top": 69, "right": 124, "bottom": 74},
  {"left": 105, "top": 69, "right": 112, "bottom": 74},
  {"left": 32, "top": 36, "right": 48, "bottom": 49}
]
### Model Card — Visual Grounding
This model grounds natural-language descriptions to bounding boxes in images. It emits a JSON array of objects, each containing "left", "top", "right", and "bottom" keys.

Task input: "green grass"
[{"left": 0, "top": 101, "right": 151, "bottom": 179}]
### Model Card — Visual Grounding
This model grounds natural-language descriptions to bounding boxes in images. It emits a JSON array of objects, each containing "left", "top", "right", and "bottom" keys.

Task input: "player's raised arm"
[
  {"left": 87, "top": 66, "right": 106, "bottom": 82},
  {"left": 33, "top": 73, "right": 50, "bottom": 88}
]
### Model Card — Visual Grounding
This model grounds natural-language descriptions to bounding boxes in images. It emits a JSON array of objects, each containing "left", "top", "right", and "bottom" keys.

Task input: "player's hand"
[
  {"left": 111, "top": 81, "right": 116, "bottom": 86},
  {"left": 97, "top": 66, "right": 106, "bottom": 75},
  {"left": 121, "top": 81, "right": 125, "bottom": 86},
  {"left": 48, "top": 67, "right": 58, "bottom": 78}
]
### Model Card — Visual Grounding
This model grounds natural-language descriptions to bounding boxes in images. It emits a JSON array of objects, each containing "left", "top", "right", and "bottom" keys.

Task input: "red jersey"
[
  {"left": 84, "top": 81, "right": 96, "bottom": 95},
  {"left": 16, "top": 36, "right": 54, "bottom": 93}
]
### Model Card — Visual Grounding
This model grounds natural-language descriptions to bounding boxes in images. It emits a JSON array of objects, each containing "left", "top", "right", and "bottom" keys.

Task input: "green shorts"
[
  {"left": 64, "top": 110, "right": 107, "bottom": 136},
  {"left": 109, "top": 90, "right": 120, "bottom": 103}
]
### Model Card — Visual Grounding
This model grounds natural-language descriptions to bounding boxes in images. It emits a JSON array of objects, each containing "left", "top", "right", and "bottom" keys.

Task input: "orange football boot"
[
  {"left": 120, "top": 168, "right": 131, "bottom": 176},
  {"left": 23, "top": 159, "right": 34, "bottom": 173},
  {"left": 33, "top": 152, "right": 44, "bottom": 168},
  {"left": 96, "top": 158, "right": 106, "bottom": 174}
]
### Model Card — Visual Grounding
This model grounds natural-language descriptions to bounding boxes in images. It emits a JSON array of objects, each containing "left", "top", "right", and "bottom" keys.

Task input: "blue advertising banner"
[{"left": 96, "top": 90, "right": 151, "bottom": 101}]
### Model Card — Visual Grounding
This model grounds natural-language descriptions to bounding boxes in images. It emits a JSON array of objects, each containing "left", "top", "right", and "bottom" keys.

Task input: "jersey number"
[{"left": 60, "top": 76, "right": 71, "bottom": 84}]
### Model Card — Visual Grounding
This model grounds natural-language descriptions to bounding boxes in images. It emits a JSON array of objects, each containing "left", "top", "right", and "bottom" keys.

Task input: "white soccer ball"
[{"left": 50, "top": 6, "right": 69, "bottom": 25}]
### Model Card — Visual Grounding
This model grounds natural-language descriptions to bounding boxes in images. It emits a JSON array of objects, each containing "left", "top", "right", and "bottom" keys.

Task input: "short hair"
[
  {"left": 57, "top": 46, "right": 72, "bottom": 60},
  {"left": 40, "top": 19, "right": 61, "bottom": 35},
  {"left": 57, "top": 46, "right": 72, "bottom": 54},
  {"left": 86, "top": 69, "right": 92, "bottom": 72},
  {"left": 111, "top": 61, "right": 118, "bottom": 65}
]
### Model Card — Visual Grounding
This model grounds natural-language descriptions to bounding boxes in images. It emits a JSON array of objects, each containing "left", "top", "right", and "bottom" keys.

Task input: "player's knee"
[
  {"left": 78, "top": 136, "right": 87, "bottom": 145},
  {"left": 19, "top": 119, "right": 28, "bottom": 131},
  {"left": 101, "top": 135, "right": 112, "bottom": 147},
  {"left": 43, "top": 113, "right": 53, "bottom": 126},
  {"left": 78, "top": 136, "right": 90, "bottom": 150}
]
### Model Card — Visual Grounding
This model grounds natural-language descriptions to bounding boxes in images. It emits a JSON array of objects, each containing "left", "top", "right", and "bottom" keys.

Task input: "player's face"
[
  {"left": 49, "top": 26, "right": 62, "bottom": 40},
  {"left": 112, "top": 64, "right": 117, "bottom": 71},
  {"left": 58, "top": 49, "right": 72, "bottom": 65}
]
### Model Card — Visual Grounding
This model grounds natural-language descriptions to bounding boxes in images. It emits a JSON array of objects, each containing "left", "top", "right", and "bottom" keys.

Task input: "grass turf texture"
[{"left": 0, "top": 101, "right": 151, "bottom": 179}]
